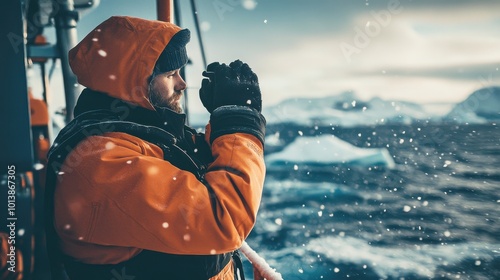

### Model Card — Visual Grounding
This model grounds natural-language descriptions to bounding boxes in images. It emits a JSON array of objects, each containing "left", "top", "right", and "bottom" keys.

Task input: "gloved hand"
[{"left": 199, "top": 60, "right": 262, "bottom": 113}]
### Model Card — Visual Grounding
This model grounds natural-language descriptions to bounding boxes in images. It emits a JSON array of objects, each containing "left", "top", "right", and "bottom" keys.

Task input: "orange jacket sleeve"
[{"left": 54, "top": 129, "right": 265, "bottom": 257}]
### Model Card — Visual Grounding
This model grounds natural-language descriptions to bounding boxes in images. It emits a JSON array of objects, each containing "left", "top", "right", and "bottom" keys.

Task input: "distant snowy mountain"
[
  {"left": 445, "top": 86, "right": 500, "bottom": 123},
  {"left": 261, "top": 91, "right": 452, "bottom": 127},
  {"left": 190, "top": 88, "right": 499, "bottom": 127},
  {"left": 265, "top": 134, "right": 395, "bottom": 169}
]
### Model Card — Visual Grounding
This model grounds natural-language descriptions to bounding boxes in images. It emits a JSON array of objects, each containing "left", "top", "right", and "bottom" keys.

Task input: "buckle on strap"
[{"left": 232, "top": 250, "right": 246, "bottom": 280}]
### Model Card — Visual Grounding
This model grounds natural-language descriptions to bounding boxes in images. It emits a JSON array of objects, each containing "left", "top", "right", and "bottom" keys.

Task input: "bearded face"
[{"left": 148, "top": 69, "right": 186, "bottom": 113}]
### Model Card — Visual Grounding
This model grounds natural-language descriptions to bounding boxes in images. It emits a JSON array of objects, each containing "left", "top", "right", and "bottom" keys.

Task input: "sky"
[{"left": 33, "top": 0, "right": 500, "bottom": 115}]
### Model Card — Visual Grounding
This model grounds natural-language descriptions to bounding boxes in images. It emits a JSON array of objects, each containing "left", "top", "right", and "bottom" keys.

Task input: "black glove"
[{"left": 199, "top": 60, "right": 262, "bottom": 113}]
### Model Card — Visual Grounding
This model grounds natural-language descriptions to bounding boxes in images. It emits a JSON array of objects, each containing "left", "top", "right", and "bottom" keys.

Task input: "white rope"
[{"left": 240, "top": 241, "right": 283, "bottom": 280}]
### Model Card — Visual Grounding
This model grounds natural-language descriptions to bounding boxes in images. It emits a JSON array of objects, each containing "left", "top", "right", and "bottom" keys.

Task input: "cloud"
[
  {"left": 337, "top": 11, "right": 500, "bottom": 66},
  {"left": 76, "top": 0, "right": 500, "bottom": 109},
  {"left": 360, "top": 62, "right": 500, "bottom": 81},
  {"left": 399, "top": 0, "right": 500, "bottom": 23},
  {"left": 255, "top": 11, "right": 500, "bottom": 105}
]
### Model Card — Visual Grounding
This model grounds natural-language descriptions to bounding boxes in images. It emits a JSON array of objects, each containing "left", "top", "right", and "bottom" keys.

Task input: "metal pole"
[
  {"left": 54, "top": 0, "right": 79, "bottom": 123},
  {"left": 157, "top": 0, "right": 173, "bottom": 22}
]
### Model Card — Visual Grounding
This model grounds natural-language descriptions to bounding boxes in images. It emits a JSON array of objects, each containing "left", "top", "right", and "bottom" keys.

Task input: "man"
[{"left": 44, "top": 16, "right": 266, "bottom": 280}]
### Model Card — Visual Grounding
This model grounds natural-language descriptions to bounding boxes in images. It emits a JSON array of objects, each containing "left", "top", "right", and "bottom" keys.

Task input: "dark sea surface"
[{"left": 243, "top": 123, "right": 500, "bottom": 280}]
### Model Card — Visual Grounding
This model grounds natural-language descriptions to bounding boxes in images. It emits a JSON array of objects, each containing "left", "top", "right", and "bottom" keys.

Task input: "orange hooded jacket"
[{"left": 49, "top": 16, "right": 266, "bottom": 278}]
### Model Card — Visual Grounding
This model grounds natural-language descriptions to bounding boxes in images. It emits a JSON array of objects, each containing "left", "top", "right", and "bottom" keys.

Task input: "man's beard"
[{"left": 149, "top": 88, "right": 183, "bottom": 113}]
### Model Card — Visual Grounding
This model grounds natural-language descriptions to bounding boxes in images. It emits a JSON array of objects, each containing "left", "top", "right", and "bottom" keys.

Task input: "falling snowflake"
[
  {"left": 105, "top": 142, "right": 115, "bottom": 150},
  {"left": 98, "top": 49, "right": 107, "bottom": 57},
  {"left": 33, "top": 163, "right": 44, "bottom": 170},
  {"left": 242, "top": 0, "right": 258, "bottom": 10}
]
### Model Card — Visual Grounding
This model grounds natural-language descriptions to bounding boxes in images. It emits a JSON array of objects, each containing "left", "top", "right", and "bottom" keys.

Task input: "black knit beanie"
[{"left": 153, "top": 28, "right": 190, "bottom": 75}]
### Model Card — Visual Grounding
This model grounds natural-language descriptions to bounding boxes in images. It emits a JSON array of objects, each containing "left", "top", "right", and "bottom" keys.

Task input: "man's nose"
[{"left": 176, "top": 77, "right": 187, "bottom": 92}]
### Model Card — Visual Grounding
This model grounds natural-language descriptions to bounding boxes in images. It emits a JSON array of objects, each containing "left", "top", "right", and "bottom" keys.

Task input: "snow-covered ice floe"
[
  {"left": 309, "top": 236, "right": 499, "bottom": 279},
  {"left": 265, "top": 135, "right": 395, "bottom": 169}
]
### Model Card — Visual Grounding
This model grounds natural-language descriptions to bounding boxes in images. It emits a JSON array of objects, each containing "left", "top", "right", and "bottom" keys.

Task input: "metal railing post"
[{"left": 54, "top": 0, "right": 79, "bottom": 123}]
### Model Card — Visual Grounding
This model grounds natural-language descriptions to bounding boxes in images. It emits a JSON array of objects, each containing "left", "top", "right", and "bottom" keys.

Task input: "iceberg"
[
  {"left": 262, "top": 91, "right": 450, "bottom": 127},
  {"left": 265, "top": 134, "right": 395, "bottom": 168},
  {"left": 445, "top": 86, "right": 500, "bottom": 123}
]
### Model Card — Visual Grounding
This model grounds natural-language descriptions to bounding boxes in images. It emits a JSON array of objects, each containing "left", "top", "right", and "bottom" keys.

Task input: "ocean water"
[{"left": 243, "top": 123, "right": 500, "bottom": 280}]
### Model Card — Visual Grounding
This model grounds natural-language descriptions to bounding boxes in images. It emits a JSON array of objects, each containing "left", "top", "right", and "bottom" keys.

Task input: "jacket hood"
[{"left": 69, "top": 16, "right": 185, "bottom": 110}]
